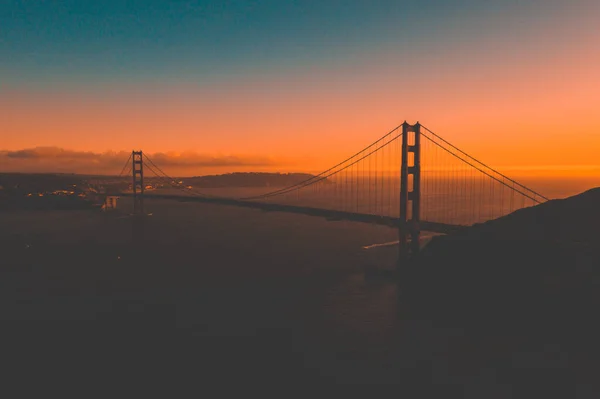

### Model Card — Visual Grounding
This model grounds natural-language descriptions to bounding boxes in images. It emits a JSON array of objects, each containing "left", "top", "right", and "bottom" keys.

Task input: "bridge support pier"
[
  {"left": 398, "top": 122, "right": 421, "bottom": 267},
  {"left": 132, "top": 150, "right": 144, "bottom": 215}
]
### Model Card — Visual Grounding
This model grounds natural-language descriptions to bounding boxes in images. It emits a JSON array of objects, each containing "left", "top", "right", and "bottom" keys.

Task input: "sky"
[{"left": 1, "top": 0, "right": 599, "bottom": 176}]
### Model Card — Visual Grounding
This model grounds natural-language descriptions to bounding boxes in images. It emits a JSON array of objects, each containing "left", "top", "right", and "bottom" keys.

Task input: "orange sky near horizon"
[
  {"left": 3, "top": 59, "right": 599, "bottom": 178},
  {"left": 2, "top": 2, "right": 599, "bottom": 179}
]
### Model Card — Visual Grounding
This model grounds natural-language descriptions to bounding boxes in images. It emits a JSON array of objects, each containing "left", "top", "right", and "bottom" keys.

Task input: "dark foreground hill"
[
  {"left": 409, "top": 187, "right": 600, "bottom": 316},
  {"left": 404, "top": 187, "right": 600, "bottom": 393}
]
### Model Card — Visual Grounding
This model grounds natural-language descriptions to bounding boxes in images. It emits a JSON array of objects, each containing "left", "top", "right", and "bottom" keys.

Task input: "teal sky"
[{"left": 2, "top": 0, "right": 593, "bottom": 87}]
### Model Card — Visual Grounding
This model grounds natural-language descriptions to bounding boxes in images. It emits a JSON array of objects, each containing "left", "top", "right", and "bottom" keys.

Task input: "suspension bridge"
[{"left": 111, "top": 122, "right": 548, "bottom": 260}]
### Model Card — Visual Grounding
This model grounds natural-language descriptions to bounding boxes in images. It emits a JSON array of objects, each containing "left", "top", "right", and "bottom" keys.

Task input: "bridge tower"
[
  {"left": 399, "top": 122, "right": 421, "bottom": 263},
  {"left": 132, "top": 150, "right": 144, "bottom": 215}
]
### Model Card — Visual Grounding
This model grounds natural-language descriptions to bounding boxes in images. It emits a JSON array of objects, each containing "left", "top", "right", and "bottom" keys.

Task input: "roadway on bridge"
[{"left": 117, "top": 192, "right": 466, "bottom": 235}]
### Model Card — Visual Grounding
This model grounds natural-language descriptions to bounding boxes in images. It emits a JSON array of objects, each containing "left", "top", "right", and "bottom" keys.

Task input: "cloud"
[
  {"left": 4, "top": 147, "right": 97, "bottom": 160},
  {"left": 0, "top": 147, "right": 288, "bottom": 176},
  {"left": 149, "top": 152, "right": 278, "bottom": 168}
]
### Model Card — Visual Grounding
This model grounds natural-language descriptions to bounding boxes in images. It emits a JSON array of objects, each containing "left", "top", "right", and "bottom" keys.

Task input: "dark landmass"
[
  {"left": 0, "top": 173, "right": 87, "bottom": 194},
  {"left": 184, "top": 172, "right": 319, "bottom": 188},
  {"left": 403, "top": 187, "right": 600, "bottom": 394},
  {"left": 0, "top": 171, "right": 318, "bottom": 195},
  {"left": 409, "top": 187, "right": 600, "bottom": 317},
  {"left": 0, "top": 172, "right": 318, "bottom": 210},
  {"left": 0, "top": 173, "right": 101, "bottom": 210}
]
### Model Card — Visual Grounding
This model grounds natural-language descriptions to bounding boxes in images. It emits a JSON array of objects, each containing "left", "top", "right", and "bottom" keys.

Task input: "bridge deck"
[{"left": 116, "top": 193, "right": 466, "bottom": 235}]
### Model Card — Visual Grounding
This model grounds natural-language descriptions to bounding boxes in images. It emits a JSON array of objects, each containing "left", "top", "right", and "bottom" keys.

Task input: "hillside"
[
  {"left": 403, "top": 187, "right": 600, "bottom": 391},
  {"left": 0, "top": 173, "right": 85, "bottom": 194},
  {"left": 448, "top": 187, "right": 600, "bottom": 242},
  {"left": 408, "top": 187, "right": 600, "bottom": 318}
]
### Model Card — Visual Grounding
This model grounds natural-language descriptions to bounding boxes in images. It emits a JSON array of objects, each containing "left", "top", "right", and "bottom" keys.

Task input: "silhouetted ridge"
[
  {"left": 460, "top": 186, "right": 600, "bottom": 242},
  {"left": 407, "top": 187, "right": 600, "bottom": 347}
]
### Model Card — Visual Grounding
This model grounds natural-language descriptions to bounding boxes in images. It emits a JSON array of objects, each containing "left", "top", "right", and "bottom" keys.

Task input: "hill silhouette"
[
  {"left": 448, "top": 187, "right": 600, "bottom": 242},
  {"left": 408, "top": 186, "right": 600, "bottom": 322},
  {"left": 403, "top": 187, "right": 600, "bottom": 393}
]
